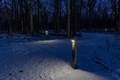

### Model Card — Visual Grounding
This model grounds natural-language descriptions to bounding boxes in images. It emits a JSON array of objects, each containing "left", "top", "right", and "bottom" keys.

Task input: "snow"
[{"left": 0, "top": 32, "right": 120, "bottom": 80}]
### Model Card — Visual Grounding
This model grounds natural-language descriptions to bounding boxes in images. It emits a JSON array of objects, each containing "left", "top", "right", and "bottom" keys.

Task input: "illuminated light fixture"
[
  {"left": 71, "top": 38, "right": 77, "bottom": 69},
  {"left": 105, "top": 28, "right": 107, "bottom": 32},
  {"left": 45, "top": 30, "right": 48, "bottom": 36}
]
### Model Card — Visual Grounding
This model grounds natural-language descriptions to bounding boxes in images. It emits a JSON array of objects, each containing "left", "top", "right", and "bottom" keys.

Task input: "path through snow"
[{"left": 0, "top": 33, "right": 120, "bottom": 80}]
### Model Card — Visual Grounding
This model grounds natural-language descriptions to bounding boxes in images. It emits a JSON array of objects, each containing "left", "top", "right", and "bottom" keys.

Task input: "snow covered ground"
[{"left": 0, "top": 32, "right": 120, "bottom": 80}]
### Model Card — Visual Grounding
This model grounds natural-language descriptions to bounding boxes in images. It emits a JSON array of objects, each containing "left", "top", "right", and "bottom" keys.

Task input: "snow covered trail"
[{"left": 0, "top": 33, "right": 120, "bottom": 80}]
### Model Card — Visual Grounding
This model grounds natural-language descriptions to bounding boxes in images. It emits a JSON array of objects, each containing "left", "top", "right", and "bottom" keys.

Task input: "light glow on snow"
[
  {"left": 38, "top": 40, "right": 60, "bottom": 44},
  {"left": 67, "top": 69, "right": 110, "bottom": 80},
  {"left": 0, "top": 32, "right": 120, "bottom": 80}
]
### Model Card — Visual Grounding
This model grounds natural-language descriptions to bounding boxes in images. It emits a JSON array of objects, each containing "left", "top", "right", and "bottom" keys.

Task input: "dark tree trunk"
[
  {"left": 67, "top": 0, "right": 71, "bottom": 38},
  {"left": 78, "top": 0, "right": 83, "bottom": 31},
  {"left": 54, "top": 0, "right": 61, "bottom": 33},
  {"left": 118, "top": 0, "right": 120, "bottom": 32},
  {"left": 110, "top": 0, "right": 117, "bottom": 30},
  {"left": 88, "top": 0, "right": 97, "bottom": 31},
  {"left": 19, "top": 0, "right": 24, "bottom": 33},
  {"left": 37, "top": 0, "right": 40, "bottom": 32},
  {"left": 30, "top": 0, "right": 33, "bottom": 34},
  {"left": 71, "top": 0, "right": 77, "bottom": 37}
]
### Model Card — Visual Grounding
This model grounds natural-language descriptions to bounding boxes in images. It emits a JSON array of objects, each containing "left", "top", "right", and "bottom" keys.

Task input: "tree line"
[{"left": 0, "top": 0, "right": 120, "bottom": 37}]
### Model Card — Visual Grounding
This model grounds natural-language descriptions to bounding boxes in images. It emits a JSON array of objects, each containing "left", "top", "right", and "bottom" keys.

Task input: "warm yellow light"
[
  {"left": 71, "top": 39, "right": 76, "bottom": 49},
  {"left": 71, "top": 39, "right": 75, "bottom": 43},
  {"left": 45, "top": 30, "right": 48, "bottom": 36}
]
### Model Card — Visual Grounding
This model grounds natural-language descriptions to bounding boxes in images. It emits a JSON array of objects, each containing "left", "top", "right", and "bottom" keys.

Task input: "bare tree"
[
  {"left": 18, "top": 0, "right": 24, "bottom": 33},
  {"left": 77, "top": 0, "right": 83, "bottom": 31},
  {"left": 37, "top": 0, "right": 40, "bottom": 31},
  {"left": 13, "top": 0, "right": 19, "bottom": 33},
  {"left": 88, "top": 0, "right": 97, "bottom": 30},
  {"left": 53, "top": 0, "right": 61, "bottom": 32},
  {"left": 4, "top": 6, "right": 12, "bottom": 35},
  {"left": 118, "top": 0, "right": 120, "bottom": 32},
  {"left": 110, "top": 0, "right": 117, "bottom": 30},
  {"left": 67, "top": 0, "right": 71, "bottom": 38},
  {"left": 23, "top": 0, "right": 29, "bottom": 33},
  {"left": 71, "top": 0, "right": 77, "bottom": 36},
  {"left": 29, "top": 0, "right": 33, "bottom": 34},
  {"left": 2, "top": 0, "right": 13, "bottom": 35}
]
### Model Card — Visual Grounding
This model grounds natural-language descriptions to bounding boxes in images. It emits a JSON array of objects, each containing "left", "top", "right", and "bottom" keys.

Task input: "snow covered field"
[{"left": 0, "top": 32, "right": 120, "bottom": 80}]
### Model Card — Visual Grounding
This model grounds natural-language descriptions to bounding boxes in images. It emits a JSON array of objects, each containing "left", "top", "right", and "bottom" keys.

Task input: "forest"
[{"left": 0, "top": 0, "right": 120, "bottom": 37}]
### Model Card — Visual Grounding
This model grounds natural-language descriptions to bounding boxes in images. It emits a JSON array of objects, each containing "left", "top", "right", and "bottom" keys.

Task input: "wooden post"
[{"left": 71, "top": 39, "right": 77, "bottom": 69}]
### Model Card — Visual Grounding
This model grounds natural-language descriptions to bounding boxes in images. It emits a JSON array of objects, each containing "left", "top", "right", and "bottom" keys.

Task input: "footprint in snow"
[
  {"left": 18, "top": 70, "right": 23, "bottom": 73},
  {"left": 9, "top": 73, "right": 12, "bottom": 76}
]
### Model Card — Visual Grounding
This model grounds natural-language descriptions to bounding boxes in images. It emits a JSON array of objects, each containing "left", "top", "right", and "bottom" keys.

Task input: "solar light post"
[
  {"left": 105, "top": 28, "right": 107, "bottom": 32},
  {"left": 45, "top": 30, "right": 48, "bottom": 36},
  {"left": 105, "top": 28, "right": 107, "bottom": 39},
  {"left": 71, "top": 38, "right": 77, "bottom": 69},
  {"left": 105, "top": 28, "right": 110, "bottom": 51},
  {"left": 45, "top": 30, "right": 49, "bottom": 39}
]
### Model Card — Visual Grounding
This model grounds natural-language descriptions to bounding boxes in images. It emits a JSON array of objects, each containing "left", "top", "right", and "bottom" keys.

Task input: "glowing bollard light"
[
  {"left": 71, "top": 38, "right": 77, "bottom": 69},
  {"left": 105, "top": 28, "right": 107, "bottom": 32},
  {"left": 104, "top": 28, "right": 110, "bottom": 51},
  {"left": 45, "top": 30, "right": 48, "bottom": 36}
]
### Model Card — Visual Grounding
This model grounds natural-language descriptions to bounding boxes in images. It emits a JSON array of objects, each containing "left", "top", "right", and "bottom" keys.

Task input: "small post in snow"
[
  {"left": 105, "top": 28, "right": 107, "bottom": 32},
  {"left": 71, "top": 38, "right": 77, "bottom": 69},
  {"left": 105, "top": 28, "right": 110, "bottom": 51},
  {"left": 45, "top": 30, "right": 48, "bottom": 36}
]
